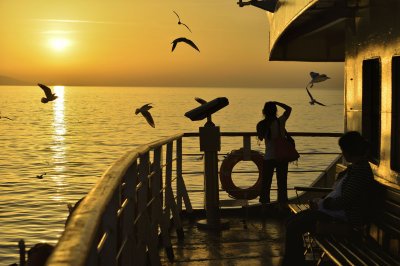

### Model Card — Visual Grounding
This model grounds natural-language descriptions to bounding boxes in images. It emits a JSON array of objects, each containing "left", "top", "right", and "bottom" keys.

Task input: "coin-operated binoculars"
[{"left": 185, "top": 97, "right": 229, "bottom": 230}]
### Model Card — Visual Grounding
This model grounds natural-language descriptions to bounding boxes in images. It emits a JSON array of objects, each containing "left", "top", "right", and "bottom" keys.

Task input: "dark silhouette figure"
[
  {"left": 173, "top": 11, "right": 192, "bottom": 32},
  {"left": 35, "top": 173, "right": 46, "bottom": 179},
  {"left": 38, "top": 83, "right": 58, "bottom": 103},
  {"left": 171, "top": 37, "right": 200, "bottom": 52},
  {"left": 306, "top": 87, "right": 325, "bottom": 106},
  {"left": 308, "top": 71, "right": 330, "bottom": 88},
  {"left": 0, "top": 111, "right": 13, "bottom": 120},
  {"left": 257, "top": 101, "right": 292, "bottom": 204},
  {"left": 282, "top": 131, "right": 375, "bottom": 265},
  {"left": 135, "top": 103, "right": 155, "bottom": 128}
]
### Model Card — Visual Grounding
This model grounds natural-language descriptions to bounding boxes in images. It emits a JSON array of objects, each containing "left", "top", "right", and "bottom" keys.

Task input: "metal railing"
[
  {"left": 47, "top": 133, "right": 192, "bottom": 266},
  {"left": 46, "top": 131, "right": 342, "bottom": 266}
]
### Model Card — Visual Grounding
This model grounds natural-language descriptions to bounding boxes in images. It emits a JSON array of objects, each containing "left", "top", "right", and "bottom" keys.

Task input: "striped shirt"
[{"left": 322, "top": 160, "right": 374, "bottom": 227}]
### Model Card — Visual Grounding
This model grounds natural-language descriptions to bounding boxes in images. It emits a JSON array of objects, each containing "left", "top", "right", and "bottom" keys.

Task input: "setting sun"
[{"left": 51, "top": 38, "right": 69, "bottom": 51}]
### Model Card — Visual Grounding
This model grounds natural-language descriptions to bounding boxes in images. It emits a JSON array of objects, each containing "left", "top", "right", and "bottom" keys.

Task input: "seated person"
[{"left": 281, "top": 131, "right": 375, "bottom": 265}]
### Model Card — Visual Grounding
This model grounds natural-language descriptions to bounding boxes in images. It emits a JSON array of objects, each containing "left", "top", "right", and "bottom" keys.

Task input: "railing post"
[
  {"left": 152, "top": 147, "right": 163, "bottom": 218},
  {"left": 243, "top": 135, "right": 251, "bottom": 161},
  {"left": 165, "top": 143, "right": 173, "bottom": 210},
  {"left": 177, "top": 138, "right": 183, "bottom": 212},
  {"left": 120, "top": 162, "right": 137, "bottom": 266},
  {"left": 138, "top": 152, "right": 161, "bottom": 266},
  {"left": 165, "top": 142, "right": 184, "bottom": 239},
  {"left": 177, "top": 138, "right": 193, "bottom": 213},
  {"left": 152, "top": 146, "right": 174, "bottom": 262},
  {"left": 136, "top": 153, "right": 151, "bottom": 265},
  {"left": 99, "top": 189, "right": 119, "bottom": 266}
]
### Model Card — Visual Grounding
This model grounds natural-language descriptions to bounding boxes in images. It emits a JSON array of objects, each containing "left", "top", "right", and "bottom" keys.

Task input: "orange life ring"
[{"left": 219, "top": 149, "right": 263, "bottom": 200}]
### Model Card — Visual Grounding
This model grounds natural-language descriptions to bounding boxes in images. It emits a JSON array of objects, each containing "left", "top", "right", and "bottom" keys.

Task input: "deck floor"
[{"left": 159, "top": 209, "right": 287, "bottom": 265}]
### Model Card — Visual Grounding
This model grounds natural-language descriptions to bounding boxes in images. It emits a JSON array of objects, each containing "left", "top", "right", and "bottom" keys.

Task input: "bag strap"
[{"left": 276, "top": 119, "right": 285, "bottom": 138}]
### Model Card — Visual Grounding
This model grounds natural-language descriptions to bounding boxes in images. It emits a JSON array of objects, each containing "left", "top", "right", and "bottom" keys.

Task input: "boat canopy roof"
[{"left": 268, "top": 0, "right": 356, "bottom": 62}]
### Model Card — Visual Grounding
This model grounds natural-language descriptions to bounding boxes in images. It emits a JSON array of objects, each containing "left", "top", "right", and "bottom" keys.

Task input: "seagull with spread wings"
[
  {"left": 135, "top": 103, "right": 155, "bottom": 128},
  {"left": 171, "top": 37, "right": 200, "bottom": 52},
  {"left": 308, "top": 72, "right": 330, "bottom": 88},
  {"left": 38, "top": 83, "right": 58, "bottom": 103},
  {"left": 306, "top": 87, "right": 326, "bottom": 106},
  {"left": 173, "top": 11, "right": 192, "bottom": 32}
]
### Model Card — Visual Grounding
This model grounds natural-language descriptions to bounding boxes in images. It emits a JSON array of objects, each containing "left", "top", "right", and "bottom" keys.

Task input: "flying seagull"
[
  {"left": 171, "top": 37, "right": 200, "bottom": 52},
  {"left": 38, "top": 83, "right": 58, "bottom": 103},
  {"left": 195, "top": 97, "right": 207, "bottom": 105},
  {"left": 306, "top": 87, "right": 326, "bottom": 106},
  {"left": 0, "top": 112, "right": 13, "bottom": 120},
  {"left": 308, "top": 72, "right": 330, "bottom": 88},
  {"left": 135, "top": 103, "right": 155, "bottom": 128},
  {"left": 173, "top": 11, "right": 192, "bottom": 32}
]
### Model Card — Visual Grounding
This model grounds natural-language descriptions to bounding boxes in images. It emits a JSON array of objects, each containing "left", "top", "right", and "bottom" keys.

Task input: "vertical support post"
[
  {"left": 243, "top": 135, "right": 251, "bottom": 161},
  {"left": 165, "top": 143, "right": 173, "bottom": 210},
  {"left": 197, "top": 122, "right": 229, "bottom": 230},
  {"left": 176, "top": 138, "right": 183, "bottom": 212},
  {"left": 138, "top": 153, "right": 150, "bottom": 212},
  {"left": 120, "top": 162, "right": 137, "bottom": 266},
  {"left": 99, "top": 189, "right": 119, "bottom": 266},
  {"left": 177, "top": 138, "right": 193, "bottom": 213},
  {"left": 136, "top": 153, "right": 150, "bottom": 265},
  {"left": 164, "top": 142, "right": 184, "bottom": 239},
  {"left": 152, "top": 147, "right": 163, "bottom": 219}
]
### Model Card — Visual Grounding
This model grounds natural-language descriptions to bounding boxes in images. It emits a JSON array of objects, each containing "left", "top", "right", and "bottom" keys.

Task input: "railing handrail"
[
  {"left": 184, "top": 132, "right": 343, "bottom": 137},
  {"left": 47, "top": 133, "right": 184, "bottom": 266}
]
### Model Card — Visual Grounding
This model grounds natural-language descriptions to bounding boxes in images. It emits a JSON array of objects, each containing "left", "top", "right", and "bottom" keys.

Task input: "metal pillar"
[{"left": 196, "top": 119, "right": 229, "bottom": 230}]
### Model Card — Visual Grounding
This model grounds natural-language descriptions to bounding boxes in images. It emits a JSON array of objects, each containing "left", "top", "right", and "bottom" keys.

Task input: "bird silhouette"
[
  {"left": 195, "top": 97, "right": 207, "bottom": 105},
  {"left": 38, "top": 83, "right": 58, "bottom": 103},
  {"left": 35, "top": 172, "right": 46, "bottom": 179},
  {"left": 306, "top": 87, "right": 326, "bottom": 106},
  {"left": 308, "top": 72, "right": 330, "bottom": 88},
  {"left": 173, "top": 11, "right": 192, "bottom": 32},
  {"left": 0, "top": 112, "right": 13, "bottom": 120},
  {"left": 135, "top": 103, "right": 155, "bottom": 128},
  {"left": 171, "top": 37, "right": 200, "bottom": 52}
]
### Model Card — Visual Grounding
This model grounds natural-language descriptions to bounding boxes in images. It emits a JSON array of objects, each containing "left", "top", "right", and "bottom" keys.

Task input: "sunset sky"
[{"left": 0, "top": 0, "right": 343, "bottom": 88}]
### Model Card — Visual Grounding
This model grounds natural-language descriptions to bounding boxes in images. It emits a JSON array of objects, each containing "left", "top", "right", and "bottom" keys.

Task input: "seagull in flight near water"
[
  {"left": 38, "top": 83, "right": 58, "bottom": 103},
  {"left": 306, "top": 87, "right": 326, "bottom": 106},
  {"left": 171, "top": 37, "right": 200, "bottom": 52},
  {"left": 308, "top": 72, "right": 330, "bottom": 88},
  {"left": 173, "top": 11, "right": 192, "bottom": 32},
  {"left": 135, "top": 103, "right": 155, "bottom": 128}
]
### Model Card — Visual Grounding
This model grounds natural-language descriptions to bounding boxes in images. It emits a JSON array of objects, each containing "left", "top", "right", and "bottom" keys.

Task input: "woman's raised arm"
[{"left": 273, "top": 101, "right": 292, "bottom": 118}]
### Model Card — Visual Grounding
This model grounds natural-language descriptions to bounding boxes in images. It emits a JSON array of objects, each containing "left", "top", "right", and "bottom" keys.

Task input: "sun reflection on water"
[{"left": 51, "top": 86, "right": 67, "bottom": 201}]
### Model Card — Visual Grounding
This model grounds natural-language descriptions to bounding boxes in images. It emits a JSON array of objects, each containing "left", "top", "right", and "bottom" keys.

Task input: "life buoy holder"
[{"left": 219, "top": 149, "right": 263, "bottom": 200}]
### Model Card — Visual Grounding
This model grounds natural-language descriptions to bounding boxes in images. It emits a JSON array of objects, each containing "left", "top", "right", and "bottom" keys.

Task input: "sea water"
[{"left": 0, "top": 86, "right": 343, "bottom": 264}]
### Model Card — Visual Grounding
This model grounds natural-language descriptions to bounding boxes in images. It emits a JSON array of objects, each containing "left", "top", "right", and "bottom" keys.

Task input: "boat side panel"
[{"left": 344, "top": 0, "right": 400, "bottom": 184}]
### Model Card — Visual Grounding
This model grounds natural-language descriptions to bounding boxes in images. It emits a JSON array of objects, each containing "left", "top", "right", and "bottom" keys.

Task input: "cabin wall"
[{"left": 344, "top": 0, "right": 400, "bottom": 184}]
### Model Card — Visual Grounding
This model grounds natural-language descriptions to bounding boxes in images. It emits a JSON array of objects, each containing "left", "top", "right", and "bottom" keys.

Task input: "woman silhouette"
[{"left": 257, "top": 101, "right": 292, "bottom": 204}]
